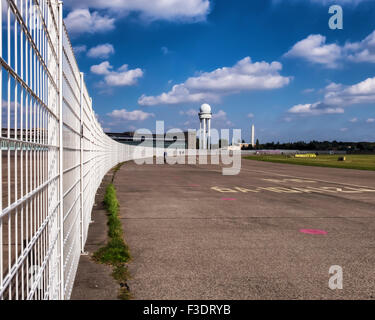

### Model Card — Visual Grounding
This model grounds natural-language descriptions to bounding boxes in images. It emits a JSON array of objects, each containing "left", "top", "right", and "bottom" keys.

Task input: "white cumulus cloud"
[
  {"left": 324, "top": 77, "right": 375, "bottom": 106},
  {"left": 302, "top": 88, "right": 315, "bottom": 94},
  {"left": 73, "top": 45, "right": 87, "bottom": 55},
  {"left": 91, "top": 61, "right": 113, "bottom": 75},
  {"left": 64, "top": 9, "right": 115, "bottom": 35},
  {"left": 138, "top": 57, "right": 291, "bottom": 106},
  {"left": 288, "top": 76, "right": 375, "bottom": 116},
  {"left": 285, "top": 30, "right": 375, "bottom": 67},
  {"left": 288, "top": 102, "right": 344, "bottom": 115},
  {"left": 212, "top": 110, "right": 227, "bottom": 120},
  {"left": 345, "top": 31, "right": 375, "bottom": 63},
  {"left": 107, "top": 109, "right": 155, "bottom": 121},
  {"left": 87, "top": 44, "right": 115, "bottom": 59},
  {"left": 63, "top": 0, "right": 210, "bottom": 22},
  {"left": 91, "top": 61, "right": 143, "bottom": 86},
  {"left": 284, "top": 34, "right": 342, "bottom": 68}
]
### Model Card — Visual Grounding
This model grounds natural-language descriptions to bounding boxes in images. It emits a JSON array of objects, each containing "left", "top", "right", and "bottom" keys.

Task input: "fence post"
[
  {"left": 80, "top": 72, "right": 84, "bottom": 253},
  {"left": 58, "top": 0, "right": 65, "bottom": 300}
]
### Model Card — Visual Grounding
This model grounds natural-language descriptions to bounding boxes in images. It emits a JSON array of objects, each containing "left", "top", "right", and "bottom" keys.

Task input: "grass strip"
[
  {"left": 243, "top": 155, "right": 375, "bottom": 171},
  {"left": 93, "top": 164, "right": 131, "bottom": 299}
]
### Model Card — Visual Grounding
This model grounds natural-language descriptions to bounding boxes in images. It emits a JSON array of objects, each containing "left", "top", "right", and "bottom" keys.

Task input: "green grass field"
[{"left": 243, "top": 154, "right": 375, "bottom": 171}]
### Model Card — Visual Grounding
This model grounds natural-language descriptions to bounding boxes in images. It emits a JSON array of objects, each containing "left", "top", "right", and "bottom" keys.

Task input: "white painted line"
[{"left": 240, "top": 167, "right": 375, "bottom": 190}]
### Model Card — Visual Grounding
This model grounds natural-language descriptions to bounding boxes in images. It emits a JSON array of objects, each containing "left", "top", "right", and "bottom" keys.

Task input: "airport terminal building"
[{"left": 106, "top": 131, "right": 197, "bottom": 150}]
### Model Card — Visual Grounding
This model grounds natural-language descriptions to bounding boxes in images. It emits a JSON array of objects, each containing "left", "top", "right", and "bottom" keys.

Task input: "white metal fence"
[{"left": 0, "top": 0, "right": 138, "bottom": 300}]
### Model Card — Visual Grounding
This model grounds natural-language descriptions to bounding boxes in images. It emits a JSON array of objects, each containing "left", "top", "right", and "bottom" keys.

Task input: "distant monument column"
[
  {"left": 251, "top": 124, "right": 255, "bottom": 148},
  {"left": 198, "top": 104, "right": 212, "bottom": 150}
]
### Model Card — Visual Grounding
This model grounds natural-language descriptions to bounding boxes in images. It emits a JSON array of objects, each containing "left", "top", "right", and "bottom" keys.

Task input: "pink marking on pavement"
[
  {"left": 221, "top": 198, "right": 237, "bottom": 201},
  {"left": 300, "top": 229, "right": 327, "bottom": 235},
  {"left": 188, "top": 184, "right": 200, "bottom": 187}
]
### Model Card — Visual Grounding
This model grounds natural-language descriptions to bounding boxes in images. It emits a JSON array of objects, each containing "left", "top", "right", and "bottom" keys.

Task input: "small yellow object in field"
[
  {"left": 338, "top": 156, "right": 346, "bottom": 161},
  {"left": 295, "top": 154, "right": 317, "bottom": 158}
]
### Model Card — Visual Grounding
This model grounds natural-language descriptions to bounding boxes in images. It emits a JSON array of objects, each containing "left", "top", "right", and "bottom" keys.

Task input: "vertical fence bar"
[
  {"left": 7, "top": 1, "right": 11, "bottom": 300},
  {"left": 79, "top": 72, "right": 84, "bottom": 253},
  {"left": 20, "top": 0, "right": 24, "bottom": 300},
  {"left": 14, "top": 0, "right": 19, "bottom": 300},
  {"left": 57, "top": 0, "right": 64, "bottom": 300}
]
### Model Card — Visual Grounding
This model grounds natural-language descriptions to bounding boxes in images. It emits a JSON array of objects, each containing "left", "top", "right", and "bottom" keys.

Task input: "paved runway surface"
[{"left": 114, "top": 158, "right": 375, "bottom": 299}]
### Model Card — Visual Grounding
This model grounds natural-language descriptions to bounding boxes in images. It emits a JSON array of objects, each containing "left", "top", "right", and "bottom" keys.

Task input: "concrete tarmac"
[{"left": 114, "top": 158, "right": 375, "bottom": 299}]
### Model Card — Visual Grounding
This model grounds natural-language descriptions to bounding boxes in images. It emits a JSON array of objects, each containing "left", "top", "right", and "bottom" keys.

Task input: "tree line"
[{"left": 242, "top": 140, "right": 375, "bottom": 153}]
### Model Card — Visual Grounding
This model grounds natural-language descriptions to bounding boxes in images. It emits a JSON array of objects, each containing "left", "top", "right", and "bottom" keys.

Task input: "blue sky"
[{"left": 63, "top": 0, "right": 375, "bottom": 143}]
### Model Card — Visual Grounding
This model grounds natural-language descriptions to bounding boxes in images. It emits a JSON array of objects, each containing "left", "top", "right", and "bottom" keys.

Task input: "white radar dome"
[{"left": 200, "top": 103, "right": 211, "bottom": 114}]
